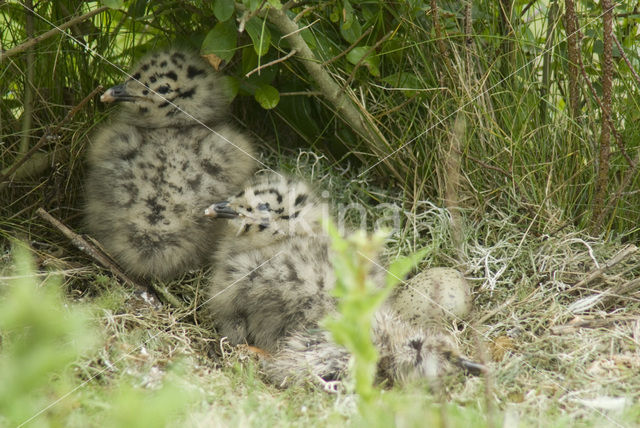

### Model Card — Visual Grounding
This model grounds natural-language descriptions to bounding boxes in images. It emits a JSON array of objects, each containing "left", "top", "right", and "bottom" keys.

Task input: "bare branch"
[
  {"left": 0, "top": 6, "right": 109, "bottom": 61},
  {"left": 564, "top": 0, "right": 581, "bottom": 119},
  {"left": 322, "top": 27, "right": 373, "bottom": 66},
  {"left": 613, "top": 34, "right": 640, "bottom": 90},
  {"left": 591, "top": 0, "right": 614, "bottom": 231},
  {"left": 36, "top": 208, "right": 159, "bottom": 304},
  {"left": 245, "top": 49, "right": 297, "bottom": 77}
]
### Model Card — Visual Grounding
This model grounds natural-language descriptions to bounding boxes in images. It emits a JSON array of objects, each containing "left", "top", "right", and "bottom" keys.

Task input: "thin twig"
[
  {"left": 344, "top": 30, "right": 393, "bottom": 88},
  {"left": 279, "top": 91, "right": 322, "bottom": 96},
  {"left": 19, "top": 0, "right": 35, "bottom": 155},
  {"left": 574, "top": 22, "right": 633, "bottom": 168},
  {"left": 36, "top": 208, "right": 158, "bottom": 301},
  {"left": 519, "top": 0, "right": 540, "bottom": 17},
  {"left": 0, "top": 5, "right": 109, "bottom": 61},
  {"left": 613, "top": 34, "right": 640, "bottom": 90},
  {"left": 565, "top": 0, "right": 581, "bottom": 120},
  {"left": 256, "top": 4, "right": 398, "bottom": 178},
  {"left": 591, "top": 0, "right": 614, "bottom": 231},
  {"left": 454, "top": 147, "right": 512, "bottom": 179},
  {"left": 1, "top": 85, "right": 103, "bottom": 184},
  {"left": 567, "top": 244, "right": 638, "bottom": 292},
  {"left": 322, "top": 27, "right": 373, "bottom": 66},
  {"left": 551, "top": 315, "right": 640, "bottom": 334},
  {"left": 245, "top": 49, "right": 297, "bottom": 77},
  {"left": 429, "top": 0, "right": 456, "bottom": 80}
]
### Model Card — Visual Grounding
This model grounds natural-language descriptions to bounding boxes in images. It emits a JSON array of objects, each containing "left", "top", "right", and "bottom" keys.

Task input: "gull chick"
[
  {"left": 205, "top": 172, "right": 484, "bottom": 387},
  {"left": 84, "top": 49, "right": 256, "bottom": 280}
]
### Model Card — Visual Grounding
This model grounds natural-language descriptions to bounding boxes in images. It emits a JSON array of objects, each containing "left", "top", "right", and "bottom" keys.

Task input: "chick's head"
[
  {"left": 205, "top": 173, "right": 328, "bottom": 249},
  {"left": 101, "top": 49, "right": 226, "bottom": 127}
]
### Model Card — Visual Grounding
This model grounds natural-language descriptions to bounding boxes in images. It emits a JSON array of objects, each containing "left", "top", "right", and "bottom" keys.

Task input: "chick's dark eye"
[
  {"left": 157, "top": 85, "right": 171, "bottom": 94},
  {"left": 257, "top": 203, "right": 270, "bottom": 211}
]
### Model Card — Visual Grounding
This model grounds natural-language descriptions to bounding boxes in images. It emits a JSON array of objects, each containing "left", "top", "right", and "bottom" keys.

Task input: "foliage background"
[{"left": 2, "top": 0, "right": 640, "bottom": 426}]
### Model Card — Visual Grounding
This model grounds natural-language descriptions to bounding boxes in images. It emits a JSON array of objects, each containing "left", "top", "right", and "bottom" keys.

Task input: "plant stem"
[
  {"left": 262, "top": 6, "right": 402, "bottom": 180},
  {"left": 564, "top": 0, "right": 581, "bottom": 120},
  {"left": 19, "top": 0, "right": 35, "bottom": 155},
  {"left": 591, "top": 0, "right": 614, "bottom": 231}
]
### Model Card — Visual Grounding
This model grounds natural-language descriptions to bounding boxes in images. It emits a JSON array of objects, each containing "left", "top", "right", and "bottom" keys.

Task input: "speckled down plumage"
[
  {"left": 85, "top": 49, "right": 256, "bottom": 280},
  {"left": 206, "top": 173, "right": 333, "bottom": 352},
  {"left": 205, "top": 173, "right": 473, "bottom": 387},
  {"left": 389, "top": 267, "right": 472, "bottom": 326},
  {"left": 264, "top": 307, "right": 460, "bottom": 388}
]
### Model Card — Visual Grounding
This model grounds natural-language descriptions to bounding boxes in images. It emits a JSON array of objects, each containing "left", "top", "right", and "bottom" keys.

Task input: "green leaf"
[
  {"left": 219, "top": 75, "right": 240, "bottom": 102},
  {"left": 266, "top": 0, "right": 282, "bottom": 9},
  {"left": 254, "top": 84, "right": 280, "bottom": 109},
  {"left": 381, "top": 72, "right": 423, "bottom": 96},
  {"left": 340, "top": 18, "right": 362, "bottom": 43},
  {"left": 246, "top": 0, "right": 262, "bottom": 12},
  {"left": 201, "top": 20, "right": 238, "bottom": 63},
  {"left": 213, "top": 0, "right": 235, "bottom": 21},
  {"left": 386, "top": 248, "right": 428, "bottom": 287},
  {"left": 245, "top": 17, "right": 271, "bottom": 56},
  {"left": 381, "top": 72, "right": 421, "bottom": 88},
  {"left": 346, "top": 46, "right": 380, "bottom": 76},
  {"left": 101, "top": 0, "right": 123, "bottom": 8},
  {"left": 342, "top": 0, "right": 354, "bottom": 30}
]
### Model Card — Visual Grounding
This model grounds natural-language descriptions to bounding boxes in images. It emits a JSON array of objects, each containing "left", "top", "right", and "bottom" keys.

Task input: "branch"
[
  {"left": 567, "top": 244, "right": 638, "bottom": 292},
  {"left": 602, "top": 37, "right": 640, "bottom": 219},
  {"left": 564, "top": 0, "right": 581, "bottom": 120},
  {"left": 591, "top": 0, "right": 614, "bottom": 231},
  {"left": 245, "top": 49, "right": 297, "bottom": 77},
  {"left": 343, "top": 30, "right": 393, "bottom": 88},
  {"left": 613, "top": 34, "right": 640, "bottom": 90},
  {"left": 574, "top": 20, "right": 633, "bottom": 168},
  {"left": 322, "top": 27, "right": 373, "bottom": 66},
  {"left": 260, "top": 6, "right": 399, "bottom": 177},
  {"left": 36, "top": 208, "right": 159, "bottom": 304},
  {"left": 19, "top": 0, "right": 35, "bottom": 155},
  {"left": 1, "top": 85, "right": 103, "bottom": 185},
  {"left": 444, "top": 111, "right": 465, "bottom": 260},
  {"left": 0, "top": 6, "right": 109, "bottom": 61}
]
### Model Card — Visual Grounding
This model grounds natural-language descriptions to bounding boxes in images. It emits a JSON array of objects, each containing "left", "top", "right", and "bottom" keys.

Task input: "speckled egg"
[{"left": 389, "top": 267, "right": 472, "bottom": 326}]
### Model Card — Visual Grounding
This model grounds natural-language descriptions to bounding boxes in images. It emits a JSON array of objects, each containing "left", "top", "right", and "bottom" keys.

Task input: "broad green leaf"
[
  {"left": 330, "top": 5, "right": 340, "bottom": 22},
  {"left": 246, "top": 0, "right": 262, "bottom": 12},
  {"left": 342, "top": 0, "right": 354, "bottom": 30},
  {"left": 245, "top": 17, "right": 271, "bottom": 56},
  {"left": 381, "top": 72, "right": 422, "bottom": 96},
  {"left": 266, "top": 0, "right": 282, "bottom": 9},
  {"left": 381, "top": 72, "right": 421, "bottom": 88},
  {"left": 101, "top": 0, "right": 123, "bottom": 8},
  {"left": 213, "top": 0, "right": 234, "bottom": 21},
  {"left": 201, "top": 20, "right": 238, "bottom": 63},
  {"left": 219, "top": 76, "right": 240, "bottom": 102},
  {"left": 254, "top": 84, "right": 280, "bottom": 109},
  {"left": 340, "top": 17, "right": 362, "bottom": 43},
  {"left": 241, "top": 46, "right": 258, "bottom": 76},
  {"left": 346, "top": 46, "right": 380, "bottom": 77}
]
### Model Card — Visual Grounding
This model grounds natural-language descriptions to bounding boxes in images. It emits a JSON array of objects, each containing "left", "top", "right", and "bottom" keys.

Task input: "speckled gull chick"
[
  {"left": 204, "top": 172, "right": 484, "bottom": 388},
  {"left": 84, "top": 49, "right": 256, "bottom": 280}
]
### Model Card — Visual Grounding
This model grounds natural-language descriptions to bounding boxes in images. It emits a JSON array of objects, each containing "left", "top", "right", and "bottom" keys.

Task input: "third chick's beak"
[
  {"left": 204, "top": 201, "right": 239, "bottom": 219},
  {"left": 100, "top": 84, "right": 136, "bottom": 103}
]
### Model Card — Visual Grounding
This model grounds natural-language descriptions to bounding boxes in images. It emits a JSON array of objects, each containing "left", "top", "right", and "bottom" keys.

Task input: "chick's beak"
[
  {"left": 100, "top": 84, "right": 136, "bottom": 103},
  {"left": 204, "top": 201, "right": 238, "bottom": 219},
  {"left": 457, "top": 357, "right": 487, "bottom": 376}
]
